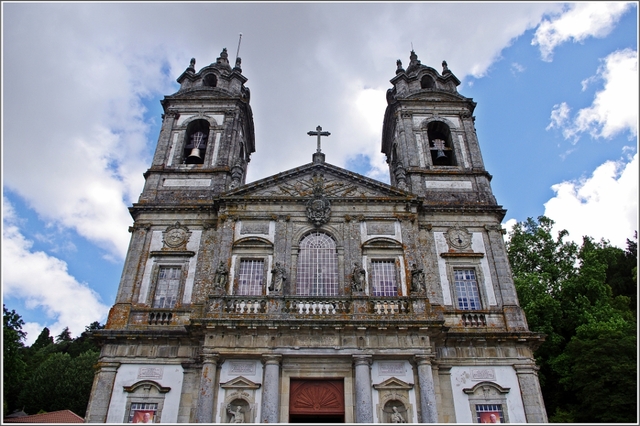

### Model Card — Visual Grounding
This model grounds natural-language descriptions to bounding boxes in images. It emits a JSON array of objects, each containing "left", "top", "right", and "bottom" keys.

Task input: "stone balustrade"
[
  {"left": 284, "top": 298, "right": 351, "bottom": 315},
  {"left": 460, "top": 312, "right": 487, "bottom": 327}
]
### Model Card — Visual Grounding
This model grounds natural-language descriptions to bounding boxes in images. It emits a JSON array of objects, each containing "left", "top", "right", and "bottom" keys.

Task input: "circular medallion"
[
  {"left": 447, "top": 227, "right": 471, "bottom": 250},
  {"left": 164, "top": 227, "right": 187, "bottom": 248}
]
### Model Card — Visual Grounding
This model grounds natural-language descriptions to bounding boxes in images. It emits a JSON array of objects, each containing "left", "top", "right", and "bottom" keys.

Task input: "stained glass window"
[
  {"left": 371, "top": 260, "right": 398, "bottom": 296},
  {"left": 238, "top": 259, "right": 264, "bottom": 295},
  {"left": 296, "top": 232, "right": 339, "bottom": 296},
  {"left": 153, "top": 266, "right": 180, "bottom": 308},
  {"left": 454, "top": 268, "right": 481, "bottom": 310}
]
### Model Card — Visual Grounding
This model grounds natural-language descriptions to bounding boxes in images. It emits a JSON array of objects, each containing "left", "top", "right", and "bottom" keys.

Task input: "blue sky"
[{"left": 2, "top": 2, "right": 637, "bottom": 345}]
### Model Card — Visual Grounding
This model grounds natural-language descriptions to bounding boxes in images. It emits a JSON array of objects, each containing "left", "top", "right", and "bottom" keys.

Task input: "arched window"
[
  {"left": 296, "top": 232, "right": 339, "bottom": 296},
  {"left": 183, "top": 119, "right": 210, "bottom": 164},
  {"left": 421, "top": 74, "right": 435, "bottom": 89},
  {"left": 203, "top": 73, "right": 217, "bottom": 87},
  {"left": 427, "top": 121, "right": 456, "bottom": 166}
]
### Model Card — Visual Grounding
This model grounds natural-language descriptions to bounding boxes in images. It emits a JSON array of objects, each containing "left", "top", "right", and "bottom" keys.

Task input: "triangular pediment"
[
  {"left": 220, "top": 376, "right": 261, "bottom": 390},
  {"left": 223, "top": 161, "right": 413, "bottom": 200},
  {"left": 373, "top": 377, "right": 414, "bottom": 390}
]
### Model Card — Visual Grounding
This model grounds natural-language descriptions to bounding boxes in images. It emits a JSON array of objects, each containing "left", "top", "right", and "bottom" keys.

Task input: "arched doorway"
[{"left": 289, "top": 379, "right": 344, "bottom": 423}]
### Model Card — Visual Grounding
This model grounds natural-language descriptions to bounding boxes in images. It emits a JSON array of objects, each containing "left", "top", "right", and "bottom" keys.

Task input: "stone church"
[{"left": 85, "top": 48, "right": 547, "bottom": 423}]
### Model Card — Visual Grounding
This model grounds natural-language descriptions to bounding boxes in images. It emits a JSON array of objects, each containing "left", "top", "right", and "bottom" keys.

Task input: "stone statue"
[
  {"left": 226, "top": 404, "right": 244, "bottom": 423},
  {"left": 351, "top": 262, "right": 366, "bottom": 292},
  {"left": 269, "top": 262, "right": 287, "bottom": 292},
  {"left": 410, "top": 263, "right": 425, "bottom": 293},
  {"left": 214, "top": 261, "right": 228, "bottom": 291},
  {"left": 390, "top": 406, "right": 406, "bottom": 423}
]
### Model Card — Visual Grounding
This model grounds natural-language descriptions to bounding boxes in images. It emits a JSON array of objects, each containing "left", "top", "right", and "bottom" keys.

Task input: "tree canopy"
[
  {"left": 2, "top": 309, "right": 103, "bottom": 418},
  {"left": 507, "top": 216, "right": 637, "bottom": 423}
]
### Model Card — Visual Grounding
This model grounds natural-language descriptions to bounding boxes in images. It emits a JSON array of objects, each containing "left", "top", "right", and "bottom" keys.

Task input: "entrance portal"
[{"left": 289, "top": 379, "right": 345, "bottom": 423}]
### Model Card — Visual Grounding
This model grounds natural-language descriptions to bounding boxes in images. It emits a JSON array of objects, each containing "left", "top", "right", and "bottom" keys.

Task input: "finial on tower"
[
  {"left": 187, "top": 58, "right": 196, "bottom": 73},
  {"left": 442, "top": 60, "right": 450, "bottom": 74}
]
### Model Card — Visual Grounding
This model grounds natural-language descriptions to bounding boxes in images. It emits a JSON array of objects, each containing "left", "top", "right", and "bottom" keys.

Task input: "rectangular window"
[
  {"left": 128, "top": 402, "right": 158, "bottom": 423},
  {"left": 371, "top": 260, "right": 398, "bottom": 296},
  {"left": 475, "top": 404, "right": 504, "bottom": 423},
  {"left": 238, "top": 259, "right": 264, "bottom": 295},
  {"left": 454, "top": 269, "right": 481, "bottom": 310},
  {"left": 153, "top": 266, "right": 181, "bottom": 308}
]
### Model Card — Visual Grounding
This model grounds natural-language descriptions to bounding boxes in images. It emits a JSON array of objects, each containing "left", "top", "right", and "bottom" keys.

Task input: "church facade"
[{"left": 85, "top": 48, "right": 547, "bottom": 423}]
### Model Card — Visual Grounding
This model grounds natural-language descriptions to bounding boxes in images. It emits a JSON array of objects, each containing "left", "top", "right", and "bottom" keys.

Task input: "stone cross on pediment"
[{"left": 307, "top": 125, "right": 330, "bottom": 153}]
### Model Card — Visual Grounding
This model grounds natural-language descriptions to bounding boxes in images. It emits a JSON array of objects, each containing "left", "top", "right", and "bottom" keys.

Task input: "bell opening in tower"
[{"left": 183, "top": 119, "right": 210, "bottom": 164}]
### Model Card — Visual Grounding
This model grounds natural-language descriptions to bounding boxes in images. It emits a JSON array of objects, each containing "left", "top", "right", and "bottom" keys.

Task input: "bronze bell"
[
  {"left": 185, "top": 148, "right": 202, "bottom": 164},
  {"left": 436, "top": 149, "right": 447, "bottom": 159}
]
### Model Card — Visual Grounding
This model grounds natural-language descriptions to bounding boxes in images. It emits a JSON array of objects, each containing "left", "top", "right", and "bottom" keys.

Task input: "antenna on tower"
[{"left": 235, "top": 33, "right": 243, "bottom": 61}]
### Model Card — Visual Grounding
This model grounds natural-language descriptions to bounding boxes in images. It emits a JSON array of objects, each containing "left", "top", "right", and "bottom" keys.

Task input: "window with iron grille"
[
  {"left": 237, "top": 259, "right": 264, "bottom": 295},
  {"left": 475, "top": 404, "right": 504, "bottom": 423},
  {"left": 128, "top": 402, "right": 158, "bottom": 423},
  {"left": 371, "top": 260, "right": 398, "bottom": 296},
  {"left": 153, "top": 266, "right": 181, "bottom": 308},
  {"left": 454, "top": 268, "right": 481, "bottom": 310},
  {"left": 296, "top": 232, "right": 339, "bottom": 296}
]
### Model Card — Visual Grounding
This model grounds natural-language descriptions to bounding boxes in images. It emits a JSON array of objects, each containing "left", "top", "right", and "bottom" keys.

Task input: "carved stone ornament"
[
  {"left": 162, "top": 222, "right": 191, "bottom": 249},
  {"left": 306, "top": 174, "right": 331, "bottom": 226},
  {"left": 446, "top": 226, "right": 472, "bottom": 250}
]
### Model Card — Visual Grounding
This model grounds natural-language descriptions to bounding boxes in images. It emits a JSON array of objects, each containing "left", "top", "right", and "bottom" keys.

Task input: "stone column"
[
  {"left": 514, "top": 363, "right": 548, "bottom": 423},
  {"left": 415, "top": 355, "right": 438, "bottom": 423},
  {"left": 85, "top": 361, "right": 120, "bottom": 422},
  {"left": 260, "top": 354, "right": 282, "bottom": 423},
  {"left": 195, "top": 349, "right": 220, "bottom": 423},
  {"left": 353, "top": 355, "right": 374, "bottom": 423}
]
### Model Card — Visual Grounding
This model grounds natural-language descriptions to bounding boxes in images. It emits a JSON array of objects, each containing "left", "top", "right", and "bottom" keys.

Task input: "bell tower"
[
  {"left": 381, "top": 51, "right": 495, "bottom": 205},
  {"left": 139, "top": 48, "right": 255, "bottom": 204}
]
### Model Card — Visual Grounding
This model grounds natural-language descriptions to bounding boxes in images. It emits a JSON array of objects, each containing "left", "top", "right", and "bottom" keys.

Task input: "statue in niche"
[
  {"left": 226, "top": 404, "right": 244, "bottom": 423},
  {"left": 214, "top": 261, "right": 228, "bottom": 291},
  {"left": 410, "top": 263, "right": 426, "bottom": 293},
  {"left": 269, "top": 262, "right": 287, "bottom": 292},
  {"left": 351, "top": 262, "right": 366, "bottom": 292},
  {"left": 390, "top": 406, "right": 406, "bottom": 423}
]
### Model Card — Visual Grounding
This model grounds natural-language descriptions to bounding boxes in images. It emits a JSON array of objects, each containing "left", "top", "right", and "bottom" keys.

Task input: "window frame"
[
  {"left": 148, "top": 261, "right": 189, "bottom": 309},
  {"left": 369, "top": 258, "right": 400, "bottom": 297},
  {"left": 235, "top": 258, "right": 267, "bottom": 296},
  {"left": 444, "top": 258, "right": 488, "bottom": 311},
  {"left": 463, "top": 381, "right": 511, "bottom": 424},
  {"left": 295, "top": 231, "right": 340, "bottom": 296},
  {"left": 123, "top": 381, "right": 170, "bottom": 423}
]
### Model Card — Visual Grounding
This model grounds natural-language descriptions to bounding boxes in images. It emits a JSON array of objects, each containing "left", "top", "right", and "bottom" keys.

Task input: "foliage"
[
  {"left": 2, "top": 314, "right": 104, "bottom": 416},
  {"left": 18, "top": 350, "right": 99, "bottom": 417},
  {"left": 3, "top": 305, "right": 27, "bottom": 414},
  {"left": 507, "top": 216, "right": 637, "bottom": 423}
]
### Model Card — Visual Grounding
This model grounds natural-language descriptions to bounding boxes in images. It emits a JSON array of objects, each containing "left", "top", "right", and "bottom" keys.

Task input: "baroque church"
[{"left": 85, "top": 48, "right": 548, "bottom": 423}]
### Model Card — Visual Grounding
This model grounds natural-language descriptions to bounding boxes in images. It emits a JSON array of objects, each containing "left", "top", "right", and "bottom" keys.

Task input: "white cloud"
[
  {"left": 571, "top": 49, "right": 638, "bottom": 140},
  {"left": 546, "top": 49, "right": 638, "bottom": 142},
  {"left": 2, "top": 198, "right": 110, "bottom": 345},
  {"left": 543, "top": 152, "right": 638, "bottom": 249},
  {"left": 547, "top": 102, "right": 571, "bottom": 131},
  {"left": 532, "top": 2, "right": 633, "bottom": 61}
]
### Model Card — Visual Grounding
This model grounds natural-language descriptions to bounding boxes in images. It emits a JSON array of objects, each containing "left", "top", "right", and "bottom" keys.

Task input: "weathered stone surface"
[{"left": 86, "top": 50, "right": 546, "bottom": 424}]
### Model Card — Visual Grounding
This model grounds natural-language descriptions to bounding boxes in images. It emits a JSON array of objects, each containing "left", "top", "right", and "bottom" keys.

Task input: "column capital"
[
  {"left": 262, "top": 354, "right": 282, "bottom": 366},
  {"left": 95, "top": 361, "right": 121, "bottom": 372},
  {"left": 352, "top": 354, "right": 373, "bottom": 367},
  {"left": 201, "top": 348, "right": 220, "bottom": 364},
  {"left": 513, "top": 363, "right": 540, "bottom": 373},
  {"left": 413, "top": 354, "right": 435, "bottom": 366}
]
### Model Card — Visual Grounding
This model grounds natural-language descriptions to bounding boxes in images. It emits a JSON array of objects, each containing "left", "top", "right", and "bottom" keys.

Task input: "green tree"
[
  {"left": 3, "top": 305, "right": 27, "bottom": 413},
  {"left": 18, "top": 349, "right": 99, "bottom": 417},
  {"left": 507, "top": 217, "right": 637, "bottom": 422}
]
